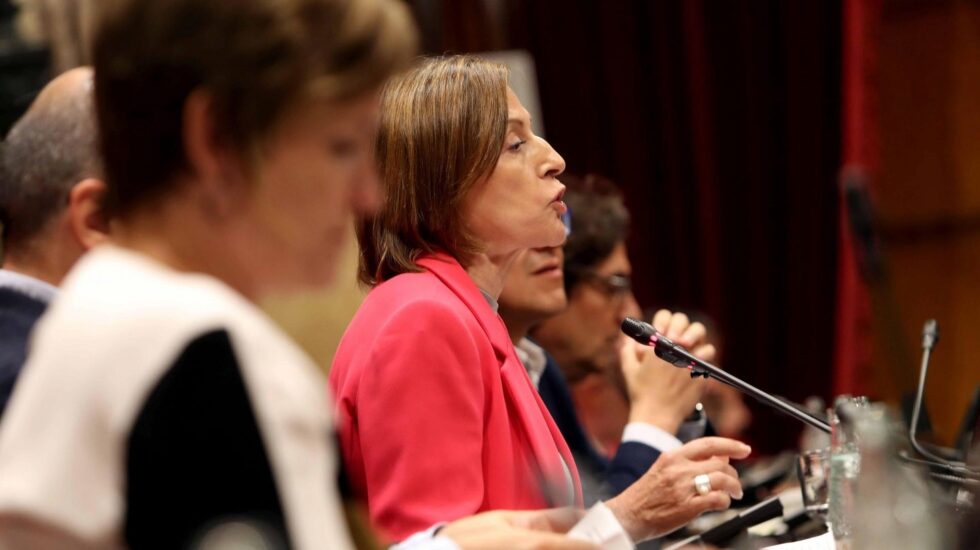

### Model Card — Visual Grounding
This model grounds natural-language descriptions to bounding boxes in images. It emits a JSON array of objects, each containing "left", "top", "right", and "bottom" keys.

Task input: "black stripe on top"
[{"left": 124, "top": 329, "right": 291, "bottom": 550}]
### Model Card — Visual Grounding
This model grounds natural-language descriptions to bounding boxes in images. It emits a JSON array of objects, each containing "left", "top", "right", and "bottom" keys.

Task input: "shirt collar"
[
  {"left": 0, "top": 269, "right": 58, "bottom": 304},
  {"left": 515, "top": 337, "right": 548, "bottom": 388},
  {"left": 478, "top": 288, "right": 499, "bottom": 313}
]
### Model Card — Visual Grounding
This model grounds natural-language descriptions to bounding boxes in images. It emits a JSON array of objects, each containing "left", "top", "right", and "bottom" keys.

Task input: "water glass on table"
[
  {"left": 827, "top": 396, "right": 867, "bottom": 542},
  {"left": 796, "top": 448, "right": 830, "bottom": 519}
]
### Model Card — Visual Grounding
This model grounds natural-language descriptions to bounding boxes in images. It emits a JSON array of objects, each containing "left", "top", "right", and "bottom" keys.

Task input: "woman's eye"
[{"left": 507, "top": 139, "right": 527, "bottom": 152}]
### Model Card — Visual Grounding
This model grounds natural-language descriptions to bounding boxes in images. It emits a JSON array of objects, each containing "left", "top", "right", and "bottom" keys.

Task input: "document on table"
[{"left": 762, "top": 531, "right": 836, "bottom": 549}]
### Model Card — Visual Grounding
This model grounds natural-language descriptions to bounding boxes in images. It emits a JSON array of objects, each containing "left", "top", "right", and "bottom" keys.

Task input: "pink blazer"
[{"left": 330, "top": 253, "right": 582, "bottom": 540}]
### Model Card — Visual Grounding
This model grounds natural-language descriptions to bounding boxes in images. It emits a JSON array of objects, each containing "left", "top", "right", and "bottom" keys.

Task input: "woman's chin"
[
  {"left": 514, "top": 222, "right": 567, "bottom": 250},
  {"left": 548, "top": 226, "right": 568, "bottom": 247}
]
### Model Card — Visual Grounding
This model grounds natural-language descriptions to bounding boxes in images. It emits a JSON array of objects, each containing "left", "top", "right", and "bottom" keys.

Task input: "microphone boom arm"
[{"left": 622, "top": 317, "right": 831, "bottom": 434}]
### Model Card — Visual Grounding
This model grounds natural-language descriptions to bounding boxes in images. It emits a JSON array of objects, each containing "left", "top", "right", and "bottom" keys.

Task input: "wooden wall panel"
[{"left": 878, "top": 0, "right": 980, "bottom": 444}]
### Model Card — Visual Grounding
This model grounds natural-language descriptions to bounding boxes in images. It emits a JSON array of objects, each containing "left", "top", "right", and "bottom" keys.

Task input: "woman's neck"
[
  {"left": 111, "top": 196, "right": 260, "bottom": 302},
  {"left": 465, "top": 249, "right": 520, "bottom": 300}
]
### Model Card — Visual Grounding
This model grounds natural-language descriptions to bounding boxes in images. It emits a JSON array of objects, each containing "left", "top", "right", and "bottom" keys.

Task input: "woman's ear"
[
  {"left": 183, "top": 90, "right": 225, "bottom": 184},
  {"left": 67, "top": 178, "right": 110, "bottom": 250},
  {"left": 182, "top": 90, "right": 249, "bottom": 219}
]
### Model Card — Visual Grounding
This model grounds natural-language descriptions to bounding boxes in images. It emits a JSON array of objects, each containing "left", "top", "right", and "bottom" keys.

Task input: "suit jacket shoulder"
[{"left": 0, "top": 287, "right": 48, "bottom": 416}]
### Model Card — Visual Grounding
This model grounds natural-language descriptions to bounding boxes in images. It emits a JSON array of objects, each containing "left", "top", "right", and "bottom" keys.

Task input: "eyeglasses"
[{"left": 578, "top": 271, "right": 632, "bottom": 299}]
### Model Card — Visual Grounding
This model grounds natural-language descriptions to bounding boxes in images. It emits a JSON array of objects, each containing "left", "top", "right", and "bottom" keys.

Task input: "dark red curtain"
[
  {"left": 411, "top": 0, "right": 843, "bottom": 453},
  {"left": 834, "top": 0, "right": 879, "bottom": 397}
]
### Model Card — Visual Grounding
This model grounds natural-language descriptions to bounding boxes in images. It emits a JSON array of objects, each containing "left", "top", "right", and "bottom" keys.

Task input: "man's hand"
[
  {"left": 439, "top": 508, "right": 600, "bottom": 550},
  {"left": 620, "top": 310, "right": 714, "bottom": 433},
  {"left": 604, "top": 437, "right": 750, "bottom": 542}
]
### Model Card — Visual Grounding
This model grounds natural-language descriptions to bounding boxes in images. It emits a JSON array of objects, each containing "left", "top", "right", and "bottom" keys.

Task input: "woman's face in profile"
[
  {"left": 463, "top": 88, "right": 568, "bottom": 256},
  {"left": 235, "top": 91, "right": 382, "bottom": 293}
]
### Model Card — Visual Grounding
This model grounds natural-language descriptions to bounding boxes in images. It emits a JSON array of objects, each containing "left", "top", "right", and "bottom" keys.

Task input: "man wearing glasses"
[{"left": 499, "top": 173, "right": 714, "bottom": 507}]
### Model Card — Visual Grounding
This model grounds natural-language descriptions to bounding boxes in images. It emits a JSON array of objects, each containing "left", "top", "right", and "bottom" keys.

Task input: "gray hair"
[{"left": 0, "top": 69, "right": 100, "bottom": 257}]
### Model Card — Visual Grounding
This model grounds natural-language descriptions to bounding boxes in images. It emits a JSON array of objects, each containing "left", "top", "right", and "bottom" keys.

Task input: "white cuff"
[
  {"left": 568, "top": 502, "right": 635, "bottom": 550},
  {"left": 621, "top": 422, "right": 682, "bottom": 451},
  {"left": 391, "top": 523, "right": 460, "bottom": 550}
]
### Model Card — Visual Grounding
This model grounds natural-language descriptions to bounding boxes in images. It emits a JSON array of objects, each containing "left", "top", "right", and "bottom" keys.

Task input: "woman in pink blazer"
[
  {"left": 331, "top": 56, "right": 578, "bottom": 541},
  {"left": 330, "top": 55, "right": 750, "bottom": 543}
]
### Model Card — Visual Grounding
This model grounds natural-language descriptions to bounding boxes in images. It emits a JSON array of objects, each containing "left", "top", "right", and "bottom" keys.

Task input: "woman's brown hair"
[
  {"left": 358, "top": 55, "right": 509, "bottom": 286},
  {"left": 92, "top": 0, "right": 417, "bottom": 217}
]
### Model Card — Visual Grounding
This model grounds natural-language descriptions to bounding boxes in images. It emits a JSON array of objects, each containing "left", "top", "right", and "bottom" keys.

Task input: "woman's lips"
[
  {"left": 551, "top": 187, "right": 567, "bottom": 214},
  {"left": 532, "top": 263, "right": 563, "bottom": 278}
]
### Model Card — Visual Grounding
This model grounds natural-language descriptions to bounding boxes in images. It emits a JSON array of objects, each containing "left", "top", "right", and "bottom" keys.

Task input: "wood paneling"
[{"left": 877, "top": 0, "right": 980, "bottom": 444}]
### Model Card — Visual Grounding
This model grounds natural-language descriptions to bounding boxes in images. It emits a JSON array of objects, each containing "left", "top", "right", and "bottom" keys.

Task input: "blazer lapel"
[
  {"left": 498, "top": 345, "right": 584, "bottom": 506},
  {"left": 417, "top": 253, "right": 583, "bottom": 506}
]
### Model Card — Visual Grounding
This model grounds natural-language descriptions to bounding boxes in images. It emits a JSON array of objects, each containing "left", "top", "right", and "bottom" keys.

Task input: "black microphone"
[
  {"left": 842, "top": 168, "right": 884, "bottom": 284},
  {"left": 663, "top": 495, "right": 784, "bottom": 550},
  {"left": 621, "top": 317, "right": 831, "bottom": 433},
  {"left": 621, "top": 317, "right": 693, "bottom": 369},
  {"left": 621, "top": 316, "right": 656, "bottom": 342}
]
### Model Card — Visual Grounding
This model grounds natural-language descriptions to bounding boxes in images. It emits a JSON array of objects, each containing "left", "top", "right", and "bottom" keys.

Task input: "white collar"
[{"left": 515, "top": 337, "right": 548, "bottom": 389}]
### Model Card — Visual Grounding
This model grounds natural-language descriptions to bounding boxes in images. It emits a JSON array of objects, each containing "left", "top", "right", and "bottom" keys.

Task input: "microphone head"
[
  {"left": 621, "top": 317, "right": 655, "bottom": 344},
  {"left": 922, "top": 319, "right": 940, "bottom": 350},
  {"left": 842, "top": 167, "right": 884, "bottom": 283}
]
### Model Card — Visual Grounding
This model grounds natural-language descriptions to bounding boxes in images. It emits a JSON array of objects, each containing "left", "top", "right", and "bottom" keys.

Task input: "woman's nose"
[{"left": 538, "top": 136, "right": 566, "bottom": 179}]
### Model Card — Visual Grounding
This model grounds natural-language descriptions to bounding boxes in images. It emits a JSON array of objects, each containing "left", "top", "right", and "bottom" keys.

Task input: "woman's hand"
[
  {"left": 620, "top": 309, "right": 714, "bottom": 433},
  {"left": 604, "top": 437, "right": 750, "bottom": 542}
]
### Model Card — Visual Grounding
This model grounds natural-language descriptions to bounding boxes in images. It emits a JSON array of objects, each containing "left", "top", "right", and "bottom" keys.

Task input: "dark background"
[{"left": 0, "top": 0, "right": 51, "bottom": 141}]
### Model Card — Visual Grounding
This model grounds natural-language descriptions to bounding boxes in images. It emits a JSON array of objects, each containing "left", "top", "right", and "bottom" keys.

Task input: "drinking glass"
[
  {"left": 797, "top": 447, "right": 830, "bottom": 518},
  {"left": 827, "top": 396, "right": 866, "bottom": 542}
]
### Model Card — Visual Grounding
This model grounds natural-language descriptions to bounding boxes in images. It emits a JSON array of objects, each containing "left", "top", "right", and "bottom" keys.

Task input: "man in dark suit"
[
  {"left": 0, "top": 67, "right": 108, "bottom": 415},
  {"left": 499, "top": 174, "right": 715, "bottom": 504}
]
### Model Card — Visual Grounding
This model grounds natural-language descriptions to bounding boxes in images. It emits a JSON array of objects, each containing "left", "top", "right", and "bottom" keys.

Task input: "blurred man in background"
[
  {"left": 499, "top": 173, "right": 713, "bottom": 503},
  {"left": 0, "top": 66, "right": 107, "bottom": 416}
]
